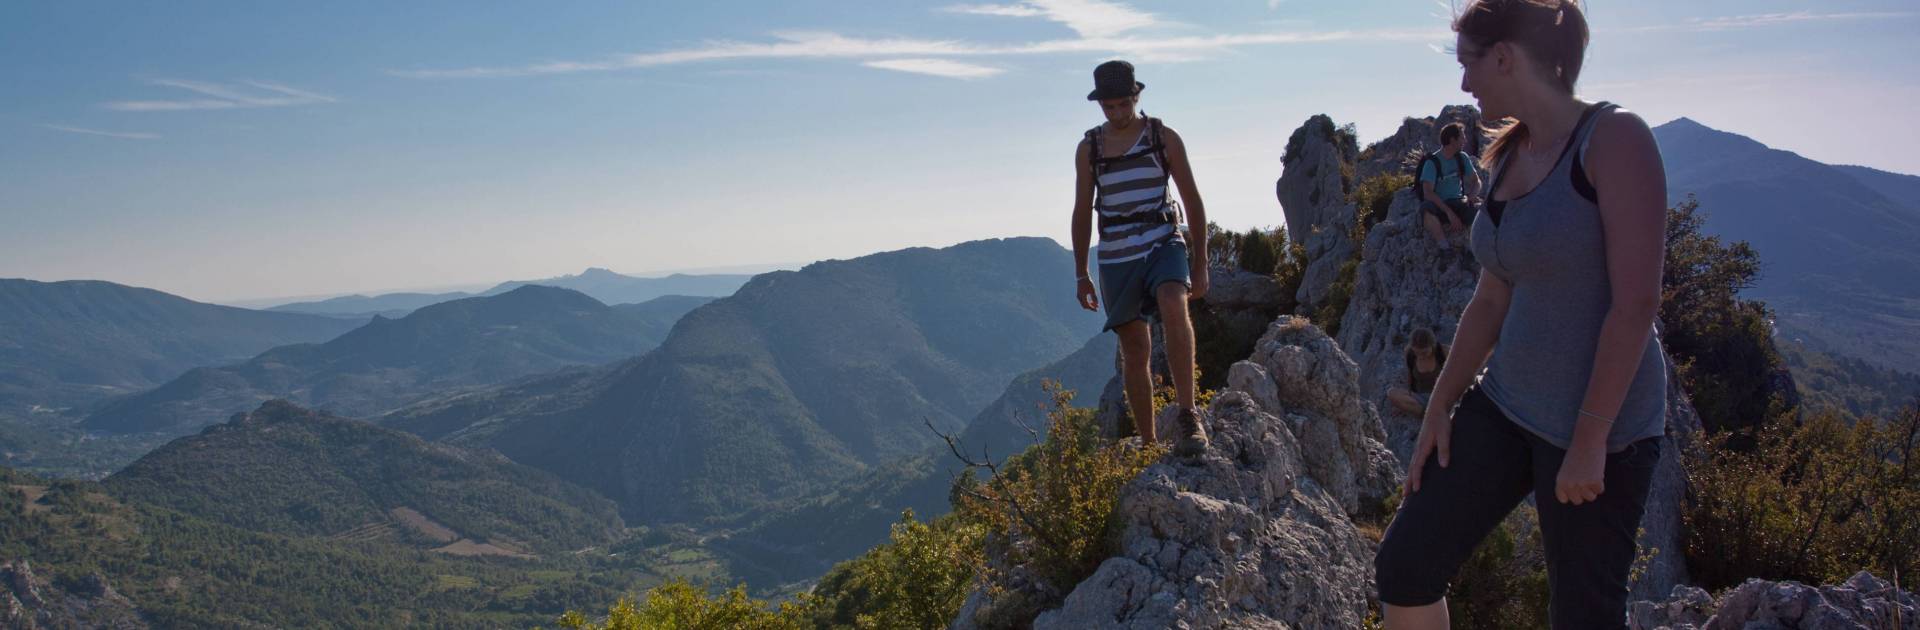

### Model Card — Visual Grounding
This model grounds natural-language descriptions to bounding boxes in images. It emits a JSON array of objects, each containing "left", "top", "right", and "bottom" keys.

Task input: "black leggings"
[{"left": 1374, "top": 387, "right": 1661, "bottom": 630}]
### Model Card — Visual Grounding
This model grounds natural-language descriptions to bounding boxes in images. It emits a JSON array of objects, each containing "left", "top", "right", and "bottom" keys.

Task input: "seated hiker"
[
  {"left": 1419, "top": 122, "right": 1483, "bottom": 249},
  {"left": 1070, "top": 60, "right": 1212, "bottom": 457},
  {"left": 1387, "top": 328, "right": 1449, "bottom": 416}
]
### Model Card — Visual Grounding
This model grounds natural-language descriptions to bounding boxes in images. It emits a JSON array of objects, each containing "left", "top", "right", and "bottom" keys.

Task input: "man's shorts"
[
  {"left": 1420, "top": 197, "right": 1476, "bottom": 227},
  {"left": 1097, "top": 241, "right": 1191, "bottom": 333}
]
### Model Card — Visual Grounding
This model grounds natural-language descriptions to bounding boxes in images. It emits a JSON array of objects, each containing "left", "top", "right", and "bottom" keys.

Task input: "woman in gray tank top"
[{"left": 1373, "top": 1, "right": 1671, "bottom": 629}]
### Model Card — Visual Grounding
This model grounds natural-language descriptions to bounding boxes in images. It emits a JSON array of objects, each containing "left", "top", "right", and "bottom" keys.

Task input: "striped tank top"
[{"left": 1090, "top": 119, "right": 1183, "bottom": 265}]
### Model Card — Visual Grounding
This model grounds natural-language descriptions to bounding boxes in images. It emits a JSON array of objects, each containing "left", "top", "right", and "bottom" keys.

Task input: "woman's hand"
[
  {"left": 1077, "top": 277, "right": 1099, "bottom": 311},
  {"left": 1555, "top": 438, "right": 1607, "bottom": 505},
  {"left": 1403, "top": 399, "right": 1454, "bottom": 494}
]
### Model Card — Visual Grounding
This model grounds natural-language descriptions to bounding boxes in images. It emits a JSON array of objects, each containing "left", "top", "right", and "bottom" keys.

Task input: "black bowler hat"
[{"left": 1087, "top": 60, "right": 1144, "bottom": 101}]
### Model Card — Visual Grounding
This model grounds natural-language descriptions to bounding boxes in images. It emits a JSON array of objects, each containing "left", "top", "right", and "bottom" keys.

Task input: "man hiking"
[
  {"left": 1419, "top": 122, "right": 1483, "bottom": 249},
  {"left": 1070, "top": 60, "right": 1211, "bottom": 457}
]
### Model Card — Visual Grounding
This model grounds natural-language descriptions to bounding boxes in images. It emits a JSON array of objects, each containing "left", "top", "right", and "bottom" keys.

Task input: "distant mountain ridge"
[
  {"left": 383, "top": 237, "right": 1104, "bottom": 525},
  {"left": 104, "top": 400, "right": 624, "bottom": 555},
  {"left": 1652, "top": 118, "right": 1920, "bottom": 369},
  {"left": 267, "top": 268, "right": 752, "bottom": 318},
  {"left": 85, "top": 286, "right": 710, "bottom": 434},
  {"left": 0, "top": 279, "right": 361, "bottom": 413}
]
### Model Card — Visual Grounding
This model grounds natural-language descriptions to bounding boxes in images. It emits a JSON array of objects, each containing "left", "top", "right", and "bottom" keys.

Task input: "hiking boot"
[{"left": 1174, "top": 406, "right": 1209, "bottom": 457}]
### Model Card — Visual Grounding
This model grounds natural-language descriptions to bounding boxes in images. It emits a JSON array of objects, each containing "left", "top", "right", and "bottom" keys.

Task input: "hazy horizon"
[{"left": 6, "top": 0, "right": 1916, "bottom": 301}]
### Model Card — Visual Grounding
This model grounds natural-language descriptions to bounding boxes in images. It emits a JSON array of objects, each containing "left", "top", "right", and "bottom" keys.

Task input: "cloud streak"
[
  {"left": 1613, "top": 10, "right": 1917, "bottom": 33},
  {"left": 942, "top": 0, "right": 1157, "bottom": 38},
  {"left": 863, "top": 58, "right": 1006, "bottom": 79},
  {"left": 390, "top": 27, "right": 1438, "bottom": 79},
  {"left": 42, "top": 124, "right": 160, "bottom": 140},
  {"left": 102, "top": 79, "right": 337, "bottom": 112}
]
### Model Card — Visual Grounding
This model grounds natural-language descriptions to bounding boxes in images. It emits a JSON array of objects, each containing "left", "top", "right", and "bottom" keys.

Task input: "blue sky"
[{"left": 4, "top": 1, "right": 1916, "bottom": 303}]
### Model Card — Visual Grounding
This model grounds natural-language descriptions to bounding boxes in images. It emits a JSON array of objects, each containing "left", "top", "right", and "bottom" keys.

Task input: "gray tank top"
[{"left": 1468, "top": 102, "right": 1666, "bottom": 452}]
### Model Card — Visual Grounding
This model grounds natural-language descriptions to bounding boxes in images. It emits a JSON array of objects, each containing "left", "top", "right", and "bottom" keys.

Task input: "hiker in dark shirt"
[
  {"left": 1387, "top": 328, "right": 1449, "bottom": 416},
  {"left": 1420, "top": 122, "right": 1483, "bottom": 250}
]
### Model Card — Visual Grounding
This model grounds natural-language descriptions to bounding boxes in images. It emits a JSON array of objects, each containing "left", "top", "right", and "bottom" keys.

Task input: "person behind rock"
[
  {"left": 1070, "top": 60, "right": 1212, "bottom": 457},
  {"left": 1419, "top": 122, "right": 1483, "bottom": 250},
  {"left": 1374, "top": 1, "right": 1670, "bottom": 629},
  {"left": 1387, "top": 328, "right": 1449, "bottom": 416}
]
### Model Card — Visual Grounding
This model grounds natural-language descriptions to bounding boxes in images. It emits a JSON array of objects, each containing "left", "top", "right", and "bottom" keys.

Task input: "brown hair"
[
  {"left": 1409, "top": 328, "right": 1436, "bottom": 351},
  {"left": 1454, "top": 0, "right": 1589, "bottom": 169},
  {"left": 1438, "top": 122, "right": 1465, "bottom": 146}
]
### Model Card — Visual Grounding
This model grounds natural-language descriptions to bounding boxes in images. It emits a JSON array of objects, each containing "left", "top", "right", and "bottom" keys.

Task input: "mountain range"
[
  {"left": 0, "top": 279, "right": 361, "bottom": 414},
  {"left": 266, "top": 268, "right": 752, "bottom": 319},
  {"left": 84, "top": 286, "right": 710, "bottom": 435},
  {"left": 382, "top": 237, "right": 1105, "bottom": 525},
  {"left": 1652, "top": 118, "right": 1920, "bottom": 370}
]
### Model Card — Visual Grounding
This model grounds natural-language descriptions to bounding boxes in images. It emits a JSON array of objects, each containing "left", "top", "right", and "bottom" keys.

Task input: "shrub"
[
  {"left": 1660, "top": 196, "right": 1791, "bottom": 434},
  {"left": 953, "top": 385, "right": 1165, "bottom": 600},
  {"left": 1446, "top": 507, "right": 1551, "bottom": 629},
  {"left": 1684, "top": 405, "right": 1920, "bottom": 591},
  {"left": 554, "top": 582, "right": 806, "bottom": 630},
  {"left": 1348, "top": 172, "right": 1413, "bottom": 237},
  {"left": 804, "top": 510, "right": 985, "bottom": 629}
]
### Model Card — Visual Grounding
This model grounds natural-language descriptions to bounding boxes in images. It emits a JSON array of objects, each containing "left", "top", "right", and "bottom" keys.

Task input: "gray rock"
[
  {"left": 1354, "top": 105, "right": 1489, "bottom": 183},
  {"left": 1629, "top": 572, "right": 1919, "bottom": 630},
  {"left": 955, "top": 317, "right": 1393, "bottom": 629},
  {"left": 1277, "top": 115, "right": 1360, "bottom": 312}
]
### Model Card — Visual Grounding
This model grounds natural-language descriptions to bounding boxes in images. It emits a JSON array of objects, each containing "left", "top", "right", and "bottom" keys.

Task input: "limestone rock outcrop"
[
  {"left": 1629, "top": 572, "right": 1917, "bottom": 630},
  {"left": 1277, "top": 115, "right": 1360, "bottom": 313},
  {"left": 954, "top": 317, "right": 1397, "bottom": 629}
]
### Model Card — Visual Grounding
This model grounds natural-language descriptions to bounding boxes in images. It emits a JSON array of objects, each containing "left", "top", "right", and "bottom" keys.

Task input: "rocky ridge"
[
  {"left": 1629, "top": 572, "right": 1916, "bottom": 630},
  {"left": 954, "top": 316, "right": 1397, "bottom": 628}
]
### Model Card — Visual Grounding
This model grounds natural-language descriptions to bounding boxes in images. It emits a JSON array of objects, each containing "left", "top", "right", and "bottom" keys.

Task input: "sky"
[{"left": 4, "top": 1, "right": 1916, "bottom": 304}]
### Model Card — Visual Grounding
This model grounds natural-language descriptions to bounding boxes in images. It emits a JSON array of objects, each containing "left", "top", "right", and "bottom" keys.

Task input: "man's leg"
[
  {"left": 1154, "top": 281, "right": 1196, "bottom": 413},
  {"left": 1442, "top": 198, "right": 1469, "bottom": 233},
  {"left": 1114, "top": 319, "right": 1156, "bottom": 443},
  {"left": 1420, "top": 214, "right": 1443, "bottom": 247}
]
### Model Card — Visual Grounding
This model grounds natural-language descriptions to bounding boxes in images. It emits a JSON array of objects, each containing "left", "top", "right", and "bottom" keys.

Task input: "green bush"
[
  {"left": 1446, "top": 507, "right": 1551, "bottom": 628},
  {"left": 1348, "top": 172, "right": 1413, "bottom": 237},
  {"left": 1684, "top": 405, "right": 1920, "bottom": 591},
  {"left": 1660, "top": 196, "right": 1791, "bottom": 434},
  {"left": 803, "top": 510, "right": 985, "bottom": 629},
  {"left": 555, "top": 582, "right": 806, "bottom": 630},
  {"left": 954, "top": 386, "right": 1164, "bottom": 602}
]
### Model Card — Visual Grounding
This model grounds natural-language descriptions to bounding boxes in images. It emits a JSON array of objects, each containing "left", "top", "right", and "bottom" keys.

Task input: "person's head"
[
  {"left": 1409, "top": 328, "right": 1437, "bottom": 356},
  {"left": 1453, "top": 0, "right": 1589, "bottom": 163},
  {"left": 1088, "top": 60, "right": 1145, "bottom": 125},
  {"left": 1439, "top": 122, "right": 1466, "bottom": 153}
]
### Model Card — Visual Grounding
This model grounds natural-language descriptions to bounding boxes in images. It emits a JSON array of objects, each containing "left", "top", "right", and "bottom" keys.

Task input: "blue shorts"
[{"left": 1096, "top": 241, "right": 1191, "bottom": 333}]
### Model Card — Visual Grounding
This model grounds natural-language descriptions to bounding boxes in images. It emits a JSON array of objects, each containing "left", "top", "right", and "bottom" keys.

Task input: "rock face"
[
  {"left": 1333, "top": 190, "right": 1479, "bottom": 458},
  {"left": 1353, "top": 105, "right": 1488, "bottom": 183},
  {"left": 0, "top": 560, "right": 146, "bottom": 630},
  {"left": 1629, "top": 572, "right": 1918, "bottom": 630},
  {"left": 954, "top": 317, "right": 1398, "bottom": 629},
  {"left": 1277, "top": 115, "right": 1360, "bottom": 312}
]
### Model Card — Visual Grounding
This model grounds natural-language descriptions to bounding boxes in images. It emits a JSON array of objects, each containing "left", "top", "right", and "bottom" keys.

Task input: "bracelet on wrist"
[{"left": 1578, "top": 408, "right": 1614, "bottom": 424}]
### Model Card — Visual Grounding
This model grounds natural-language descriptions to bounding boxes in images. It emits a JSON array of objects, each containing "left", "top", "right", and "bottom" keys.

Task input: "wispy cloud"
[
  {"left": 102, "top": 79, "right": 337, "bottom": 112},
  {"left": 1691, "top": 10, "right": 1914, "bottom": 30},
  {"left": 391, "top": 27, "right": 1437, "bottom": 79},
  {"left": 943, "top": 0, "right": 1158, "bottom": 38},
  {"left": 42, "top": 124, "right": 160, "bottom": 140},
  {"left": 1614, "top": 10, "right": 1916, "bottom": 33},
  {"left": 942, "top": 4, "right": 1046, "bottom": 18},
  {"left": 863, "top": 58, "right": 1006, "bottom": 79}
]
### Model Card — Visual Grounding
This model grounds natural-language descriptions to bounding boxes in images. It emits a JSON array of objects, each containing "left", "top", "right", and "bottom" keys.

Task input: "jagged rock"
[
  {"left": 1354, "top": 105, "right": 1489, "bottom": 182},
  {"left": 1629, "top": 572, "right": 1919, "bottom": 630},
  {"left": 1333, "top": 190, "right": 1478, "bottom": 458},
  {"left": 1277, "top": 115, "right": 1360, "bottom": 312},
  {"left": 955, "top": 317, "right": 1392, "bottom": 629}
]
